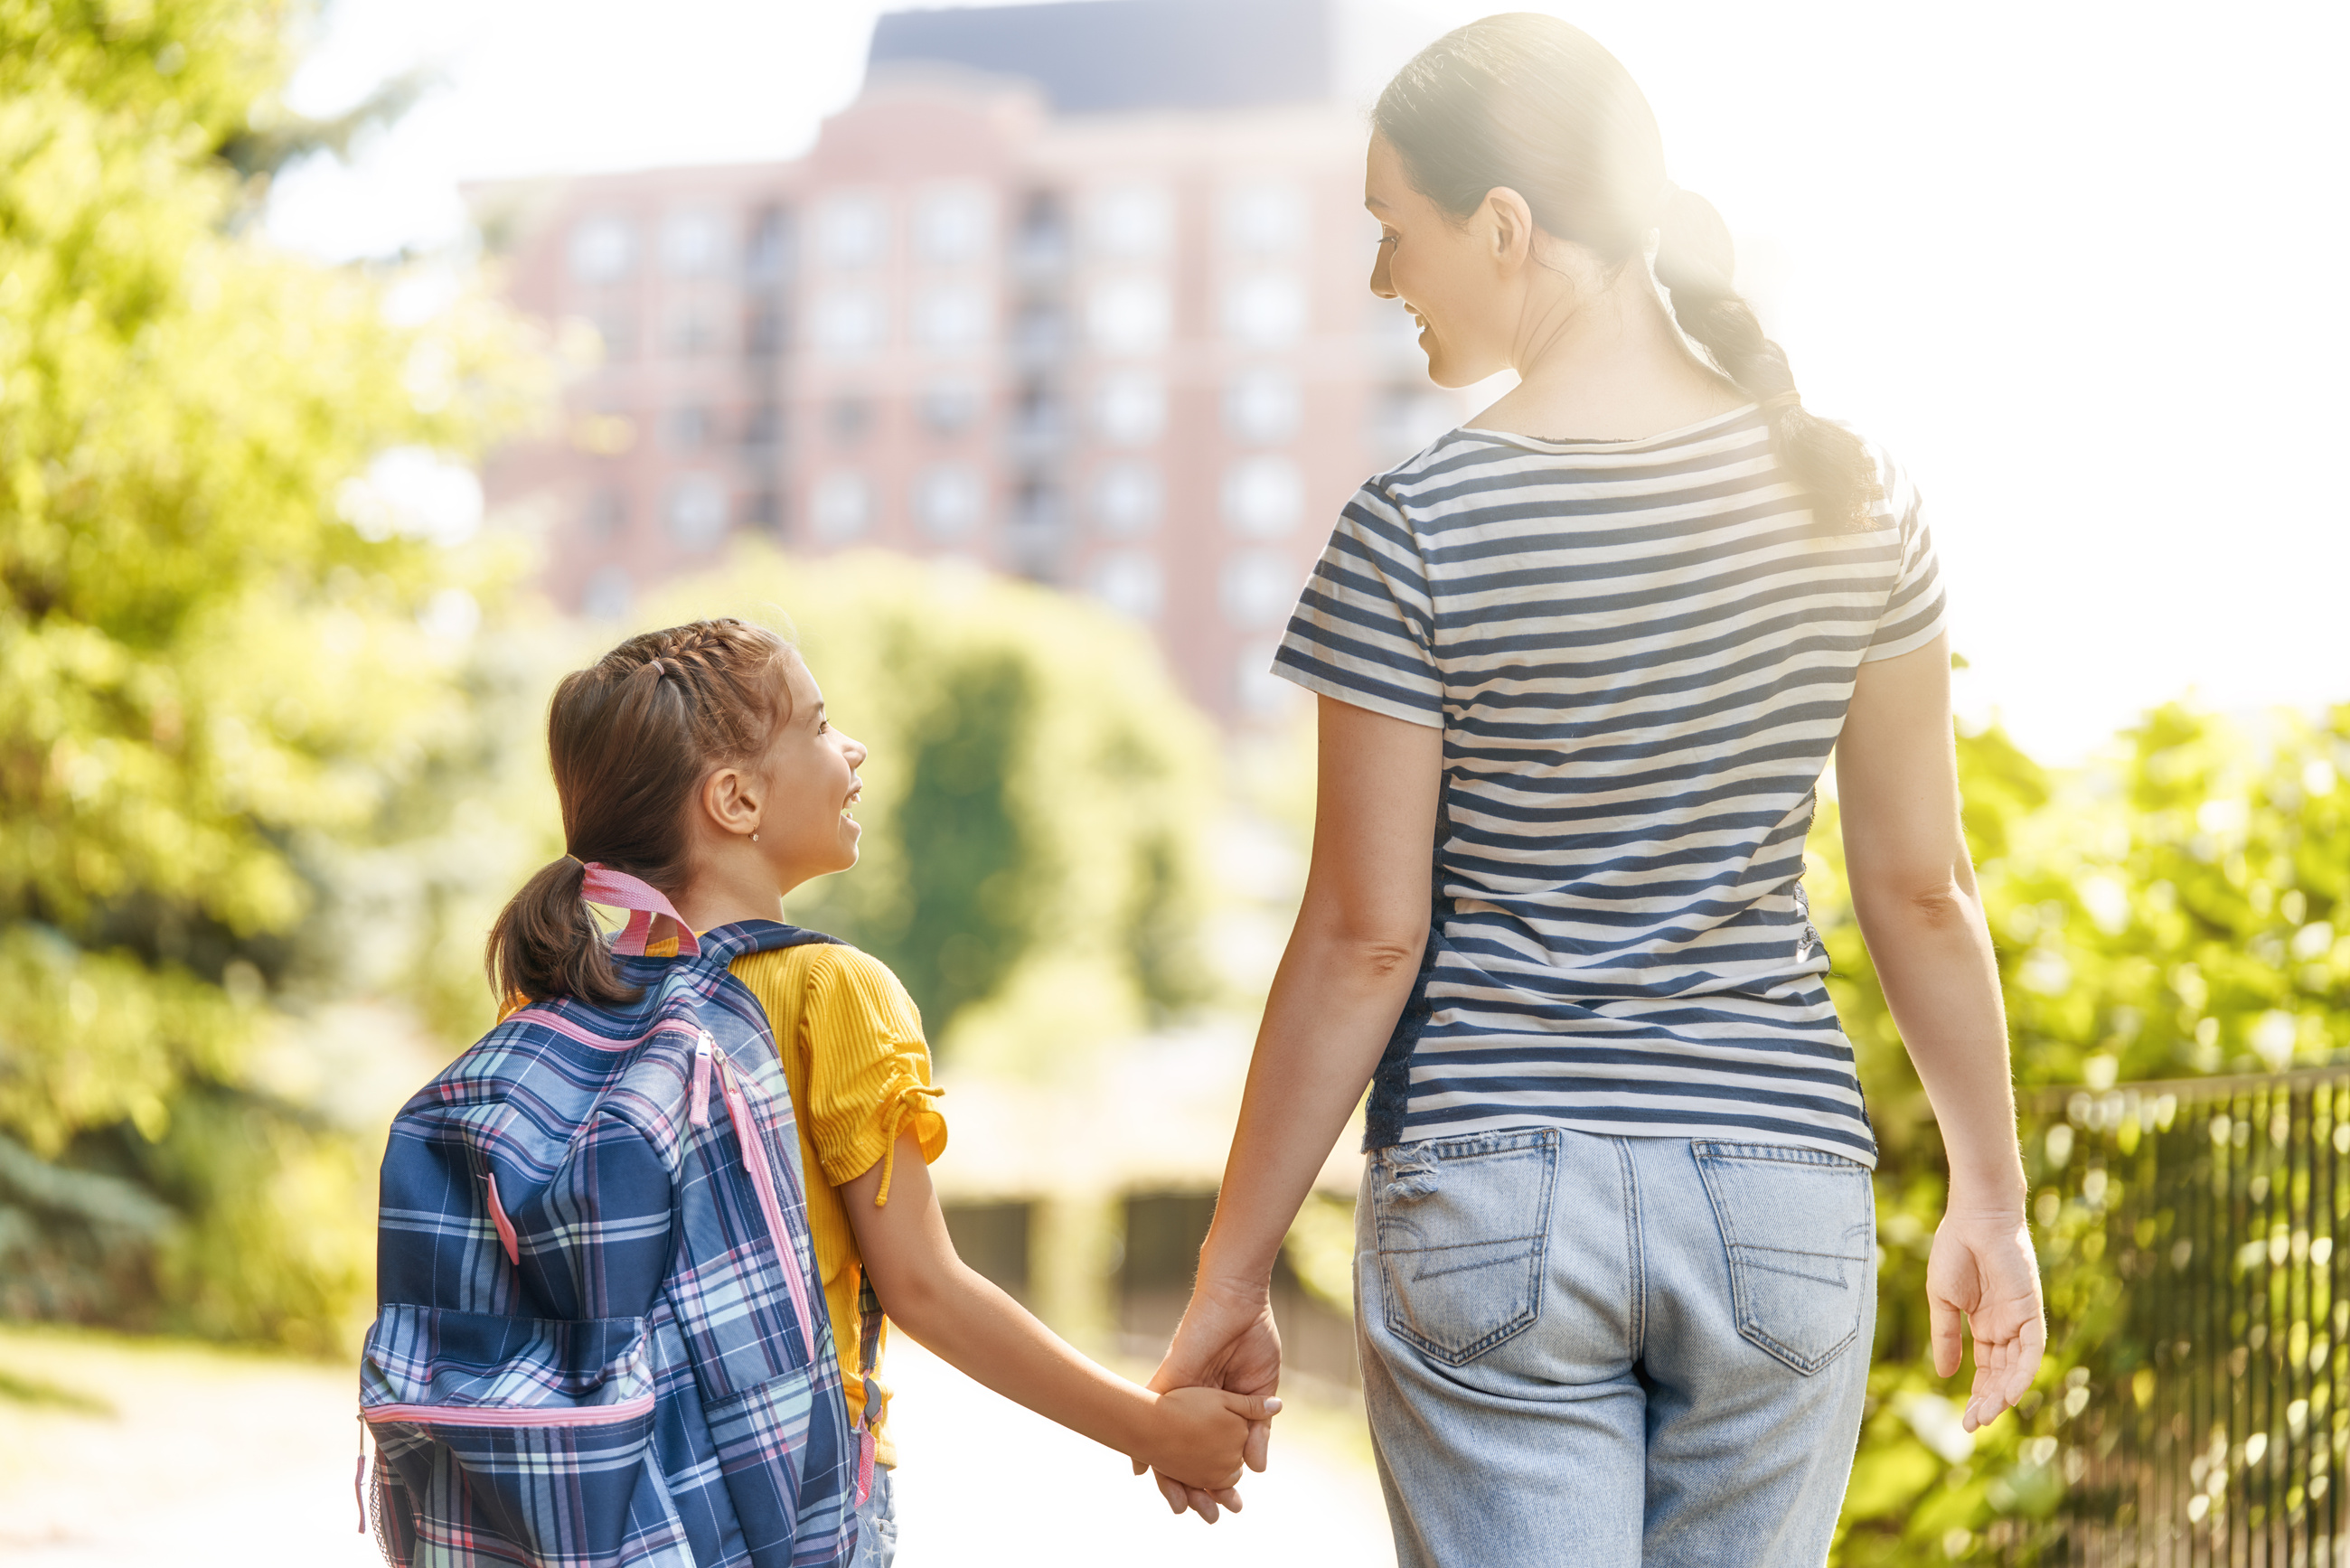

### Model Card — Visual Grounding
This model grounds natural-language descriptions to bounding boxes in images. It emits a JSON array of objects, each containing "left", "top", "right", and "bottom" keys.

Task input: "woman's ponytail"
[
  {"left": 487, "top": 854, "right": 640, "bottom": 1010},
  {"left": 1373, "top": 14, "right": 1888, "bottom": 531},
  {"left": 1652, "top": 188, "right": 1883, "bottom": 531}
]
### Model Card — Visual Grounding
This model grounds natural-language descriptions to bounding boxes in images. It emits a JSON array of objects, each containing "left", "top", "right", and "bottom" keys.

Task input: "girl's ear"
[{"left": 700, "top": 764, "right": 761, "bottom": 838}]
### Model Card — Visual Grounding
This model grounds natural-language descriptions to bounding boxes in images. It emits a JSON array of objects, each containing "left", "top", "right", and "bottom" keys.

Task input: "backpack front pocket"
[{"left": 362, "top": 1304, "right": 692, "bottom": 1568}]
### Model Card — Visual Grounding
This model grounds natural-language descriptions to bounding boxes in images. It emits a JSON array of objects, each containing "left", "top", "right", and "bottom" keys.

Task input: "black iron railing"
[{"left": 1997, "top": 1068, "right": 2350, "bottom": 1565}]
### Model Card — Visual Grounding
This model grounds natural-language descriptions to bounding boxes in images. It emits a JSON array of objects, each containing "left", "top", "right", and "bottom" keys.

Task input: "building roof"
[{"left": 866, "top": 0, "right": 1332, "bottom": 114}]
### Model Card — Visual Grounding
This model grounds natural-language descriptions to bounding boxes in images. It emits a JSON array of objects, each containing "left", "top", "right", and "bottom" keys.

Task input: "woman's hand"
[
  {"left": 1927, "top": 1206, "right": 2045, "bottom": 1431},
  {"left": 1133, "top": 1276, "right": 1283, "bottom": 1520}
]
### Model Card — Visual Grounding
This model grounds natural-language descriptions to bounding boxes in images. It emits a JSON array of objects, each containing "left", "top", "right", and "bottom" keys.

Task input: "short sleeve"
[
  {"left": 1860, "top": 468, "right": 1950, "bottom": 662},
  {"left": 799, "top": 948, "right": 947, "bottom": 1196},
  {"left": 1272, "top": 480, "right": 1445, "bottom": 726}
]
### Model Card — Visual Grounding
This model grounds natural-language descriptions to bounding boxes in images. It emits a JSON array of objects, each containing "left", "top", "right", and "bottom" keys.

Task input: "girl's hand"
[
  {"left": 1927, "top": 1207, "right": 2046, "bottom": 1431},
  {"left": 1135, "top": 1387, "right": 1282, "bottom": 1495},
  {"left": 1133, "top": 1277, "right": 1283, "bottom": 1519}
]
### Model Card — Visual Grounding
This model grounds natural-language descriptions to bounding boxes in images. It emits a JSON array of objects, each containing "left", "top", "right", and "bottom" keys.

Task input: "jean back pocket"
[
  {"left": 1371, "top": 1129, "right": 1559, "bottom": 1366},
  {"left": 1693, "top": 1141, "right": 1875, "bottom": 1376}
]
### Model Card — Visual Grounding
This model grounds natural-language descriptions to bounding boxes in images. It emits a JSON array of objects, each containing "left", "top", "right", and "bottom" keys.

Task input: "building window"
[
  {"left": 1088, "top": 183, "right": 1172, "bottom": 260},
  {"left": 665, "top": 474, "right": 728, "bottom": 549},
  {"left": 1012, "top": 191, "right": 1071, "bottom": 276},
  {"left": 661, "top": 210, "right": 724, "bottom": 276},
  {"left": 741, "top": 401, "right": 783, "bottom": 449},
  {"left": 1222, "top": 550, "right": 1298, "bottom": 629},
  {"left": 744, "top": 299, "right": 786, "bottom": 358},
  {"left": 581, "top": 565, "right": 633, "bottom": 620},
  {"left": 1224, "top": 274, "right": 1306, "bottom": 347},
  {"left": 920, "top": 378, "right": 982, "bottom": 436},
  {"left": 668, "top": 304, "right": 716, "bottom": 356},
  {"left": 664, "top": 404, "right": 712, "bottom": 451},
  {"left": 812, "top": 471, "right": 871, "bottom": 542},
  {"left": 1091, "top": 551, "right": 1163, "bottom": 621},
  {"left": 810, "top": 287, "right": 886, "bottom": 355},
  {"left": 739, "top": 489, "right": 780, "bottom": 531},
  {"left": 1012, "top": 299, "right": 1070, "bottom": 361},
  {"left": 1225, "top": 369, "right": 1301, "bottom": 445},
  {"left": 1092, "top": 462, "right": 1161, "bottom": 537},
  {"left": 1222, "top": 455, "right": 1302, "bottom": 539},
  {"left": 1012, "top": 378, "right": 1067, "bottom": 451},
  {"left": 568, "top": 216, "right": 634, "bottom": 282},
  {"left": 589, "top": 308, "right": 635, "bottom": 362},
  {"left": 1093, "top": 371, "right": 1165, "bottom": 446},
  {"left": 915, "top": 284, "right": 991, "bottom": 352},
  {"left": 1086, "top": 277, "right": 1171, "bottom": 353},
  {"left": 816, "top": 192, "right": 888, "bottom": 269},
  {"left": 582, "top": 486, "right": 627, "bottom": 540},
  {"left": 915, "top": 183, "right": 992, "bottom": 264},
  {"left": 827, "top": 395, "right": 872, "bottom": 446},
  {"left": 1223, "top": 183, "right": 1306, "bottom": 257},
  {"left": 745, "top": 205, "right": 794, "bottom": 282},
  {"left": 915, "top": 464, "right": 986, "bottom": 540}
]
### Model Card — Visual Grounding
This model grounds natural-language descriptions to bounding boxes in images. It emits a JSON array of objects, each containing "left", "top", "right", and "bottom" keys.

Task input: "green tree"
[
  {"left": 0, "top": 0, "right": 529, "bottom": 1350},
  {"left": 1826, "top": 702, "right": 2350, "bottom": 1562}
]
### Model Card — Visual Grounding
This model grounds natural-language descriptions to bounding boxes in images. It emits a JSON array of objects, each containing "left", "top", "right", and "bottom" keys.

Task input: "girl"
[
  {"left": 489, "top": 617, "right": 1273, "bottom": 1563},
  {"left": 1143, "top": 14, "right": 2044, "bottom": 1564}
]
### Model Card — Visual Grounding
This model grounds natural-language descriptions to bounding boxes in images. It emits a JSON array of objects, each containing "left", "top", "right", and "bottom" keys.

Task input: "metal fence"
[{"left": 1997, "top": 1068, "right": 2350, "bottom": 1565}]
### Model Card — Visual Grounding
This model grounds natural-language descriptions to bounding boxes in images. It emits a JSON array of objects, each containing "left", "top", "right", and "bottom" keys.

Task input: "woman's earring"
[{"left": 750, "top": 831, "right": 759, "bottom": 843}]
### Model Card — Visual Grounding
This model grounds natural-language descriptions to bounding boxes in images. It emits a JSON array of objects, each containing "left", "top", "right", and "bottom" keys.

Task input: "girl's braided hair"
[
  {"left": 1373, "top": 13, "right": 1885, "bottom": 531},
  {"left": 488, "top": 618, "right": 793, "bottom": 1007}
]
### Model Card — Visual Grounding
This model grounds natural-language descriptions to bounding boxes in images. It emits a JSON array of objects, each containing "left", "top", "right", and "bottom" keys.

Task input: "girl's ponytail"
[
  {"left": 487, "top": 854, "right": 639, "bottom": 1010},
  {"left": 485, "top": 617, "right": 794, "bottom": 1009},
  {"left": 1652, "top": 187, "right": 1883, "bottom": 531},
  {"left": 1373, "top": 13, "right": 1888, "bottom": 531}
]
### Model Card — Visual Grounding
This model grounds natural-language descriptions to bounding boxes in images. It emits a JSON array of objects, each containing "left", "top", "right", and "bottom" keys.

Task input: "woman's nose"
[{"left": 1370, "top": 246, "right": 1396, "bottom": 299}]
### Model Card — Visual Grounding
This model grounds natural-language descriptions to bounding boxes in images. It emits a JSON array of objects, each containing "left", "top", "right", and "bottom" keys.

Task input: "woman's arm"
[
  {"left": 841, "top": 1131, "right": 1277, "bottom": 1493},
  {"left": 1144, "top": 696, "right": 1443, "bottom": 1498},
  {"left": 1835, "top": 631, "right": 2044, "bottom": 1429}
]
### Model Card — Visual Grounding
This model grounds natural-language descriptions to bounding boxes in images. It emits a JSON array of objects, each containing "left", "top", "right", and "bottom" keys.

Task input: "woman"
[{"left": 1146, "top": 15, "right": 2044, "bottom": 1563}]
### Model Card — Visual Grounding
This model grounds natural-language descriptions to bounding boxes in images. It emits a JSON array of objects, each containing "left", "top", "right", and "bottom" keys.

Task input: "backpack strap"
[
  {"left": 580, "top": 862, "right": 697, "bottom": 957},
  {"left": 854, "top": 1272, "right": 886, "bottom": 1501}
]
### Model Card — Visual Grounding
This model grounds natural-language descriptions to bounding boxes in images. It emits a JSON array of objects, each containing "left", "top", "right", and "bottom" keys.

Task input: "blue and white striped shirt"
[{"left": 1274, "top": 404, "right": 1945, "bottom": 1166}]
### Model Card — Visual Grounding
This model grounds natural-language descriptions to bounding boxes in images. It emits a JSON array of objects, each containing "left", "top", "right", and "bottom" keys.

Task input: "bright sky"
[{"left": 270, "top": 0, "right": 2350, "bottom": 761}]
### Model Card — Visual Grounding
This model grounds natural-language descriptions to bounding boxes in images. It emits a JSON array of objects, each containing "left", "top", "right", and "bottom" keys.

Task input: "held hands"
[
  {"left": 1135, "top": 1386, "right": 1283, "bottom": 1496},
  {"left": 1134, "top": 1276, "right": 1284, "bottom": 1521},
  {"left": 1928, "top": 1205, "right": 2047, "bottom": 1432}
]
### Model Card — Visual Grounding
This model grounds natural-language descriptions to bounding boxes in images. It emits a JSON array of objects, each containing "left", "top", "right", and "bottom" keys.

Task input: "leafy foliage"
[
  {"left": 1827, "top": 703, "right": 2350, "bottom": 1563},
  {"left": 0, "top": 0, "right": 531, "bottom": 1351}
]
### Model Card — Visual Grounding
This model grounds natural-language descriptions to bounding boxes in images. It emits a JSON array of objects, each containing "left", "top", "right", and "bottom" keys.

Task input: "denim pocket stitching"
[
  {"left": 1374, "top": 1131, "right": 1559, "bottom": 1367},
  {"left": 1696, "top": 1152, "right": 1870, "bottom": 1376}
]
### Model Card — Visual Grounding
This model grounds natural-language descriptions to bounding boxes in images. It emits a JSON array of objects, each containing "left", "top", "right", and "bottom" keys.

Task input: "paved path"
[{"left": 0, "top": 1328, "right": 1393, "bottom": 1565}]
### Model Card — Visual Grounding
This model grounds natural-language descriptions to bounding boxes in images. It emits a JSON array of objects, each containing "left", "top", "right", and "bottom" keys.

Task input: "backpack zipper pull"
[
  {"left": 354, "top": 1412, "right": 368, "bottom": 1535},
  {"left": 690, "top": 1028, "right": 715, "bottom": 1129}
]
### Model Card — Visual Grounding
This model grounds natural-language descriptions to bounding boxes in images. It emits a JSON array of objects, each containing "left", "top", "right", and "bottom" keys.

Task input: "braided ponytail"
[
  {"left": 487, "top": 618, "right": 794, "bottom": 1006},
  {"left": 1373, "top": 14, "right": 1886, "bottom": 531},
  {"left": 1652, "top": 188, "right": 1882, "bottom": 530}
]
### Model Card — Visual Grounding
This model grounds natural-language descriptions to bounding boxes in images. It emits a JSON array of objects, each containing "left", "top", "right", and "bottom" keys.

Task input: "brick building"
[{"left": 468, "top": 0, "right": 1459, "bottom": 722}]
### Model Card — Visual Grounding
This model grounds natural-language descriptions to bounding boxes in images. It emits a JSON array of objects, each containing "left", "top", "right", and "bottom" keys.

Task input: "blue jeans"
[
  {"left": 848, "top": 1464, "right": 897, "bottom": 1568},
  {"left": 1356, "top": 1128, "right": 1875, "bottom": 1567}
]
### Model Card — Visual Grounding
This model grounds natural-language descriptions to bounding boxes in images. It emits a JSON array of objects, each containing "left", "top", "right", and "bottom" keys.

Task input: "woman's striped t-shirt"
[{"left": 1274, "top": 403, "right": 1946, "bottom": 1167}]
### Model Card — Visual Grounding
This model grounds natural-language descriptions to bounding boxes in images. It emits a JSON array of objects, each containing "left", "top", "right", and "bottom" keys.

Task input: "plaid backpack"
[{"left": 361, "top": 868, "right": 866, "bottom": 1568}]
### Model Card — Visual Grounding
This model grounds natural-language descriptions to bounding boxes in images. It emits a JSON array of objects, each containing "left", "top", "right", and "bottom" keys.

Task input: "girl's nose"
[{"left": 842, "top": 732, "right": 869, "bottom": 768}]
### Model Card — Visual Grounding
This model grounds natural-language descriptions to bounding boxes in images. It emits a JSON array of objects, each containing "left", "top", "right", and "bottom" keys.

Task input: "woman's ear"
[{"left": 1483, "top": 186, "right": 1537, "bottom": 268}]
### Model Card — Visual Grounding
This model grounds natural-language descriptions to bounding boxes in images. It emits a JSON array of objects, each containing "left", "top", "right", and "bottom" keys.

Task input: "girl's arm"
[
  {"left": 841, "top": 1131, "right": 1276, "bottom": 1495},
  {"left": 1143, "top": 696, "right": 1443, "bottom": 1508},
  {"left": 1835, "top": 631, "right": 2045, "bottom": 1430}
]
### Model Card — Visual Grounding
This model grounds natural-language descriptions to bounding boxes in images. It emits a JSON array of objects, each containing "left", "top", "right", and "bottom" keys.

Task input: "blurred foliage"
[
  {"left": 0, "top": 0, "right": 538, "bottom": 1352},
  {"left": 1825, "top": 702, "right": 2350, "bottom": 1563},
  {"left": 644, "top": 549, "right": 1219, "bottom": 1069}
]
